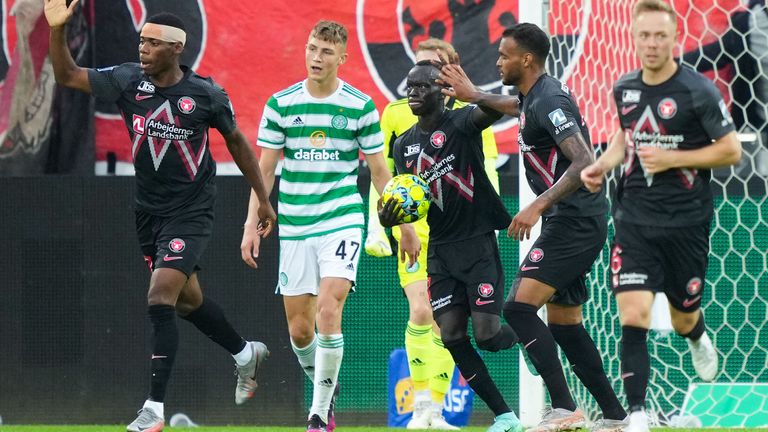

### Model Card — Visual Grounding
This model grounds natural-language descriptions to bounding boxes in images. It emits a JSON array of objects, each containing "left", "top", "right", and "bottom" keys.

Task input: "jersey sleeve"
[
  {"left": 694, "top": 79, "right": 736, "bottom": 141},
  {"left": 533, "top": 94, "right": 582, "bottom": 145},
  {"left": 392, "top": 135, "right": 407, "bottom": 175},
  {"left": 357, "top": 99, "right": 385, "bottom": 155},
  {"left": 379, "top": 102, "right": 398, "bottom": 174},
  {"left": 87, "top": 64, "right": 134, "bottom": 103},
  {"left": 256, "top": 96, "right": 285, "bottom": 149},
  {"left": 209, "top": 86, "right": 237, "bottom": 136}
]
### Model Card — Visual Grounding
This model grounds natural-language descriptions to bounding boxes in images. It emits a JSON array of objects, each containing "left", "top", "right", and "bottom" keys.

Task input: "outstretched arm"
[
  {"left": 438, "top": 63, "right": 519, "bottom": 119},
  {"left": 45, "top": 0, "right": 90, "bottom": 92}
]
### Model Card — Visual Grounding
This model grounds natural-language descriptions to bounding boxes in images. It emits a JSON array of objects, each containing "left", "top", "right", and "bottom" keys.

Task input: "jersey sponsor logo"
[
  {"left": 657, "top": 97, "right": 677, "bottom": 119},
  {"left": 135, "top": 93, "right": 153, "bottom": 101},
  {"left": 622, "top": 89, "right": 641, "bottom": 103},
  {"left": 294, "top": 148, "right": 341, "bottom": 161},
  {"left": 431, "top": 294, "right": 453, "bottom": 311},
  {"left": 620, "top": 104, "right": 637, "bottom": 115},
  {"left": 430, "top": 130, "right": 446, "bottom": 148},
  {"left": 309, "top": 130, "right": 327, "bottom": 147},
  {"left": 169, "top": 238, "right": 186, "bottom": 252},
  {"left": 618, "top": 272, "right": 648, "bottom": 286},
  {"left": 718, "top": 99, "right": 734, "bottom": 127},
  {"left": 133, "top": 114, "right": 146, "bottom": 134},
  {"left": 137, "top": 80, "right": 156, "bottom": 93},
  {"left": 686, "top": 277, "right": 703, "bottom": 295},
  {"left": 331, "top": 114, "right": 348, "bottom": 129},
  {"left": 548, "top": 108, "right": 568, "bottom": 127},
  {"left": 682, "top": 295, "right": 702, "bottom": 308},
  {"left": 177, "top": 96, "right": 196, "bottom": 114},
  {"left": 477, "top": 283, "right": 494, "bottom": 298},
  {"left": 417, "top": 152, "right": 475, "bottom": 210},
  {"left": 528, "top": 248, "right": 544, "bottom": 262},
  {"left": 630, "top": 105, "right": 684, "bottom": 186},
  {"left": 404, "top": 143, "right": 420, "bottom": 157}
]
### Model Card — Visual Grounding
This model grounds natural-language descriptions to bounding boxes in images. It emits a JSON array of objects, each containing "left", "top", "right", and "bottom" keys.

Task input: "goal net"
[{"left": 545, "top": 0, "right": 768, "bottom": 425}]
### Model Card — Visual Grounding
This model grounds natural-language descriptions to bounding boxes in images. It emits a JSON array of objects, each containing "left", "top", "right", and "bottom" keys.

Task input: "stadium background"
[{"left": 0, "top": 0, "right": 766, "bottom": 428}]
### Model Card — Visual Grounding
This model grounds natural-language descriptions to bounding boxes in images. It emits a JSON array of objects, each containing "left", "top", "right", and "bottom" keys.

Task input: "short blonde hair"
[
  {"left": 633, "top": 0, "right": 677, "bottom": 27},
  {"left": 416, "top": 38, "right": 459, "bottom": 64},
  {"left": 310, "top": 20, "right": 348, "bottom": 47}
]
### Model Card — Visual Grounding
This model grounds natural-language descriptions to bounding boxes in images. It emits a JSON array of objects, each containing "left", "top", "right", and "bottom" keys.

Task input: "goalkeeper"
[{"left": 364, "top": 38, "right": 500, "bottom": 430}]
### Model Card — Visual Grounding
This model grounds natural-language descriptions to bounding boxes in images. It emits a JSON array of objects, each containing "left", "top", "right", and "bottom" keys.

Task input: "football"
[{"left": 381, "top": 174, "right": 431, "bottom": 223}]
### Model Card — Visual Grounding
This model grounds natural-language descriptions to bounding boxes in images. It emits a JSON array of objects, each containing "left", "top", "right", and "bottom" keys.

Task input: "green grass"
[{"left": 2, "top": 427, "right": 768, "bottom": 432}]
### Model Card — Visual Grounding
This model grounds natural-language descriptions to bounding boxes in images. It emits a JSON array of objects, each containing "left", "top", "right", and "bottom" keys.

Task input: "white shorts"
[{"left": 276, "top": 228, "right": 363, "bottom": 296}]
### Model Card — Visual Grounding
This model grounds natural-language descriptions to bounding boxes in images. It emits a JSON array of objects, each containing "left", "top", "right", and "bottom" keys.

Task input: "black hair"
[
  {"left": 501, "top": 23, "right": 550, "bottom": 66},
  {"left": 146, "top": 12, "right": 186, "bottom": 32}
]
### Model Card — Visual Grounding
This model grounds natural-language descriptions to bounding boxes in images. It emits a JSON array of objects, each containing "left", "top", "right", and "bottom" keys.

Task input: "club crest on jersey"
[
  {"left": 331, "top": 114, "right": 348, "bottom": 129},
  {"left": 686, "top": 277, "right": 702, "bottom": 295},
  {"left": 622, "top": 89, "right": 641, "bottom": 103},
  {"left": 178, "top": 96, "right": 197, "bottom": 114},
  {"left": 137, "top": 81, "right": 156, "bottom": 93},
  {"left": 529, "top": 248, "right": 544, "bottom": 262},
  {"left": 430, "top": 131, "right": 446, "bottom": 148},
  {"left": 133, "top": 114, "right": 146, "bottom": 134},
  {"left": 657, "top": 97, "right": 677, "bottom": 119},
  {"left": 169, "top": 238, "right": 186, "bottom": 253},
  {"left": 477, "top": 283, "right": 494, "bottom": 298}
]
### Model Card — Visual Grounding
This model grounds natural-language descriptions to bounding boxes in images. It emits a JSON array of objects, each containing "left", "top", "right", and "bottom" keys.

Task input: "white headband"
[{"left": 141, "top": 23, "right": 187, "bottom": 46}]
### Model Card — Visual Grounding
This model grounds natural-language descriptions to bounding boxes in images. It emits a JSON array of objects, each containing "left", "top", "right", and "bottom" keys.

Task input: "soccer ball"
[{"left": 381, "top": 174, "right": 431, "bottom": 223}]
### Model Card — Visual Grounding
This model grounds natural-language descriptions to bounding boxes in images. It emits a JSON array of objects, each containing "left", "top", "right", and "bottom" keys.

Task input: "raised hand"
[{"left": 44, "top": 0, "right": 79, "bottom": 28}]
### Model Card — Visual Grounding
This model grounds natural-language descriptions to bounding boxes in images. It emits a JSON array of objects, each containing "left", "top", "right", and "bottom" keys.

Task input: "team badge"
[
  {"left": 477, "top": 283, "right": 494, "bottom": 298},
  {"left": 169, "top": 238, "right": 186, "bottom": 253},
  {"left": 611, "top": 245, "right": 623, "bottom": 274},
  {"left": 331, "top": 114, "right": 348, "bottom": 129},
  {"left": 178, "top": 96, "right": 196, "bottom": 114},
  {"left": 430, "top": 131, "right": 446, "bottom": 148},
  {"left": 657, "top": 97, "right": 677, "bottom": 119},
  {"left": 686, "top": 277, "right": 702, "bottom": 295},
  {"left": 529, "top": 248, "right": 544, "bottom": 262}
]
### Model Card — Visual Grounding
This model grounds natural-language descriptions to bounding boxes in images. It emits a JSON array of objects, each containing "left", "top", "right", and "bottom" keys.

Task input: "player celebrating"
[
  {"left": 44, "top": 2, "right": 277, "bottom": 431},
  {"left": 364, "top": 38, "right": 500, "bottom": 431},
  {"left": 439, "top": 23, "right": 627, "bottom": 431},
  {"left": 240, "top": 20, "right": 419, "bottom": 432},
  {"left": 380, "top": 60, "right": 522, "bottom": 432},
  {"left": 581, "top": 1, "right": 741, "bottom": 431}
]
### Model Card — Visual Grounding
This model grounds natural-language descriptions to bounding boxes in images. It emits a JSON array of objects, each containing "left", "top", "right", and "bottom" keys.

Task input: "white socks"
[{"left": 309, "top": 334, "right": 344, "bottom": 422}]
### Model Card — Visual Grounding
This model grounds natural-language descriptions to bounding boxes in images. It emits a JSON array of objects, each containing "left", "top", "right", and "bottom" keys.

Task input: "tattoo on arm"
[{"left": 536, "top": 133, "right": 595, "bottom": 210}]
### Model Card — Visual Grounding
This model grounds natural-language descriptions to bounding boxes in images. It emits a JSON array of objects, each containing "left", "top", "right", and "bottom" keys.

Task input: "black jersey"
[
  {"left": 393, "top": 106, "right": 511, "bottom": 245},
  {"left": 613, "top": 65, "right": 735, "bottom": 227},
  {"left": 518, "top": 75, "right": 608, "bottom": 218},
  {"left": 88, "top": 63, "right": 237, "bottom": 216}
]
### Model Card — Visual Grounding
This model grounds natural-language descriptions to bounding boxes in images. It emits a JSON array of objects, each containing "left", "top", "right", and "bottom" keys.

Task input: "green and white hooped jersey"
[{"left": 257, "top": 79, "right": 384, "bottom": 240}]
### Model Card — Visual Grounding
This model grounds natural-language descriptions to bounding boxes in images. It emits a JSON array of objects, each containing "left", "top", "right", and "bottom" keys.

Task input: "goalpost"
[{"left": 517, "top": 0, "right": 768, "bottom": 426}]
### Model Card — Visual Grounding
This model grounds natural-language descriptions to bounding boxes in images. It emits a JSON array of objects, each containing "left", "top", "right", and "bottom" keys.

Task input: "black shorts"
[
  {"left": 136, "top": 207, "right": 214, "bottom": 277},
  {"left": 610, "top": 220, "right": 710, "bottom": 312},
  {"left": 427, "top": 232, "right": 504, "bottom": 318},
  {"left": 516, "top": 215, "right": 607, "bottom": 306}
]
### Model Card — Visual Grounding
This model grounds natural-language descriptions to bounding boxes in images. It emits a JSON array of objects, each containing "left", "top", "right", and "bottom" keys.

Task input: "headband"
[{"left": 141, "top": 23, "right": 187, "bottom": 46}]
